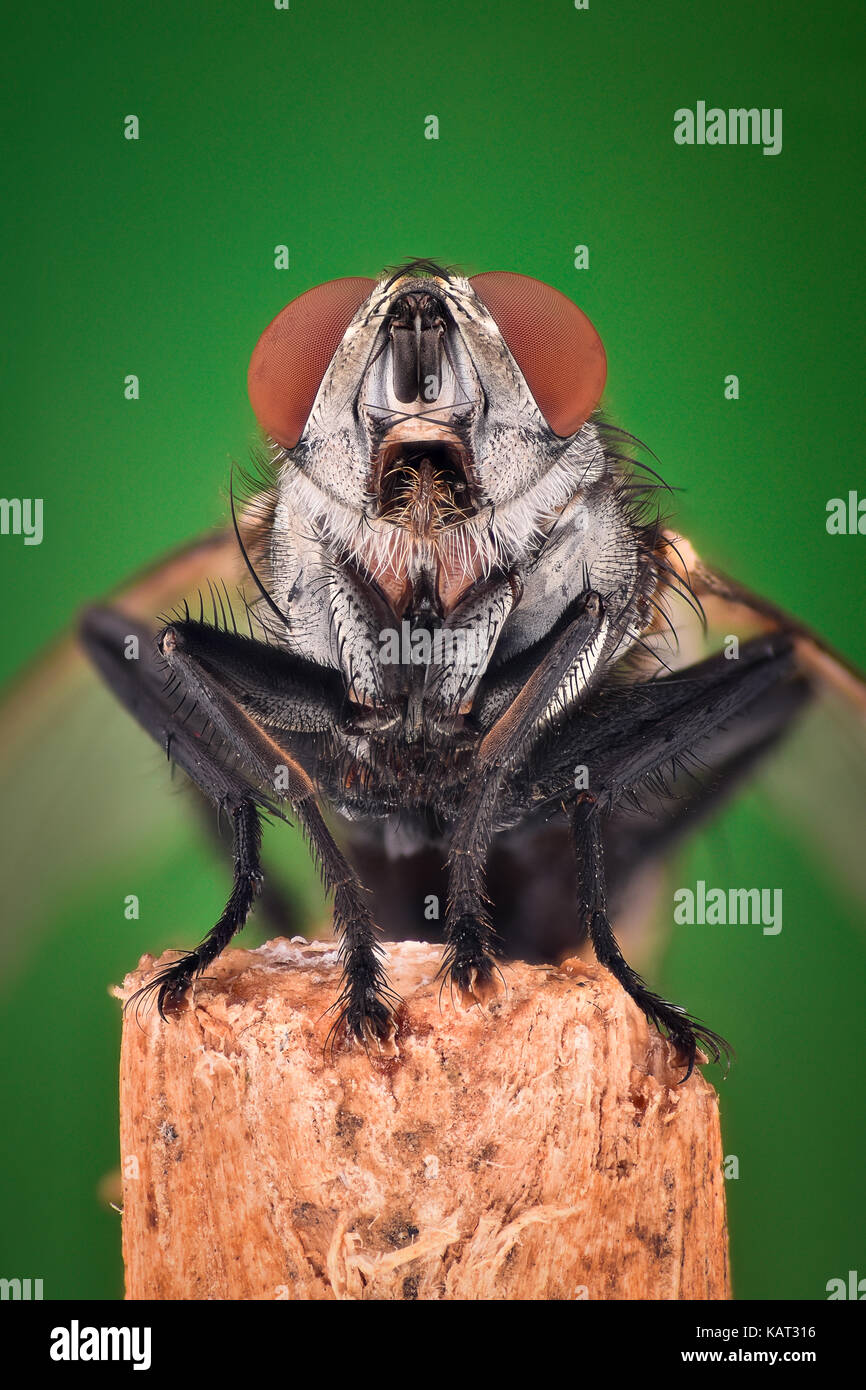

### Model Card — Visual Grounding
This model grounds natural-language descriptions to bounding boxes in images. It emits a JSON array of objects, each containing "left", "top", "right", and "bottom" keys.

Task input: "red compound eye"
[
  {"left": 247, "top": 277, "right": 376, "bottom": 447},
  {"left": 469, "top": 272, "right": 606, "bottom": 436}
]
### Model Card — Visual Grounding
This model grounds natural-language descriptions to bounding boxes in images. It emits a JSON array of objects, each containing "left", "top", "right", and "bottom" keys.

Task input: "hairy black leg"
[
  {"left": 602, "top": 676, "right": 810, "bottom": 905},
  {"left": 501, "top": 634, "right": 802, "bottom": 823},
  {"left": 442, "top": 590, "right": 610, "bottom": 1000},
  {"left": 79, "top": 606, "right": 338, "bottom": 806},
  {"left": 147, "top": 614, "right": 347, "bottom": 732},
  {"left": 191, "top": 788, "right": 302, "bottom": 937},
  {"left": 80, "top": 605, "right": 397, "bottom": 1043},
  {"left": 496, "top": 642, "right": 809, "bottom": 925},
  {"left": 130, "top": 798, "right": 264, "bottom": 1019},
  {"left": 303, "top": 799, "right": 399, "bottom": 1048},
  {"left": 481, "top": 634, "right": 801, "bottom": 1073},
  {"left": 156, "top": 620, "right": 398, "bottom": 1043},
  {"left": 571, "top": 795, "right": 730, "bottom": 1080}
]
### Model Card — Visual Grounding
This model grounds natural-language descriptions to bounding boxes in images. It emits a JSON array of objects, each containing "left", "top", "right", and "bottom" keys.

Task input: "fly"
[{"left": 80, "top": 258, "right": 866, "bottom": 1078}]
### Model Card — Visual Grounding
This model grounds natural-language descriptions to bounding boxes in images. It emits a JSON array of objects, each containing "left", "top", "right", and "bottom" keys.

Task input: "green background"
[{"left": 1, "top": 0, "right": 864, "bottom": 1300}]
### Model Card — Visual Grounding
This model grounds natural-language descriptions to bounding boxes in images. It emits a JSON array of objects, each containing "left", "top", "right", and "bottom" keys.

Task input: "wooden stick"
[{"left": 116, "top": 939, "right": 730, "bottom": 1300}]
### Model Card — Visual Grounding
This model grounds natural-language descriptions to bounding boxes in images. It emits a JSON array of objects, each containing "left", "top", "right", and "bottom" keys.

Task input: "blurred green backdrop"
[{"left": 1, "top": 0, "right": 864, "bottom": 1300}]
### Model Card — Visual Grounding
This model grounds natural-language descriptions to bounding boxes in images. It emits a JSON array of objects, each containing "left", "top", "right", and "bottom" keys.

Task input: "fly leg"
[
  {"left": 502, "top": 633, "right": 802, "bottom": 1073},
  {"left": 131, "top": 798, "right": 264, "bottom": 1018},
  {"left": 80, "top": 605, "right": 397, "bottom": 1043},
  {"left": 190, "top": 787, "right": 302, "bottom": 938},
  {"left": 503, "top": 633, "right": 803, "bottom": 820},
  {"left": 442, "top": 589, "right": 611, "bottom": 1002},
  {"left": 571, "top": 793, "right": 729, "bottom": 1080}
]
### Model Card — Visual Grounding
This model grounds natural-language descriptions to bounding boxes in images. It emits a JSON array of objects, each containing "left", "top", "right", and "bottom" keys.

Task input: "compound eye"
[
  {"left": 469, "top": 272, "right": 606, "bottom": 436},
  {"left": 248, "top": 277, "right": 376, "bottom": 448}
]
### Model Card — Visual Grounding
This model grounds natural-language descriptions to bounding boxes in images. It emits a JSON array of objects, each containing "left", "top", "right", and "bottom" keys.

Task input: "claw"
[
  {"left": 455, "top": 965, "right": 502, "bottom": 1010},
  {"left": 125, "top": 956, "right": 195, "bottom": 1025},
  {"left": 362, "top": 1010, "right": 399, "bottom": 1058},
  {"left": 323, "top": 988, "right": 401, "bottom": 1060},
  {"left": 443, "top": 952, "right": 505, "bottom": 1013}
]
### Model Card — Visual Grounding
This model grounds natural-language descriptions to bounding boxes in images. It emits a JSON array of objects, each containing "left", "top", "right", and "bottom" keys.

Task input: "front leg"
[
  {"left": 442, "top": 589, "right": 611, "bottom": 1000},
  {"left": 81, "top": 606, "right": 397, "bottom": 1044},
  {"left": 157, "top": 619, "right": 400, "bottom": 1044},
  {"left": 421, "top": 572, "right": 519, "bottom": 728}
]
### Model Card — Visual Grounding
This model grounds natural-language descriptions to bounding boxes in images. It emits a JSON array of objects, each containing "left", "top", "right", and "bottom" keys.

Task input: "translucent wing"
[
  {"left": 658, "top": 530, "right": 866, "bottom": 906},
  {"left": 0, "top": 501, "right": 321, "bottom": 984}
]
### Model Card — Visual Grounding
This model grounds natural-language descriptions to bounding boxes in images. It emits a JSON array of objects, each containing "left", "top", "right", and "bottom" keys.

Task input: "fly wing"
[
  {"left": 2, "top": 499, "right": 271, "bottom": 771},
  {"left": 0, "top": 497, "right": 293, "bottom": 978},
  {"left": 564, "top": 526, "right": 866, "bottom": 966},
  {"left": 5, "top": 497, "right": 270, "bottom": 710},
  {"left": 657, "top": 529, "right": 866, "bottom": 908},
  {"left": 665, "top": 530, "right": 866, "bottom": 717}
]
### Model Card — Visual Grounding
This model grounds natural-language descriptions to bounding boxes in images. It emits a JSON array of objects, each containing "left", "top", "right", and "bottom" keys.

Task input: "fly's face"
[
  {"left": 362, "top": 281, "right": 483, "bottom": 557},
  {"left": 248, "top": 264, "right": 607, "bottom": 617}
]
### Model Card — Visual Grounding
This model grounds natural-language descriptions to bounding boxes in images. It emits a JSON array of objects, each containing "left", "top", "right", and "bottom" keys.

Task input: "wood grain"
[{"left": 117, "top": 939, "right": 730, "bottom": 1300}]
